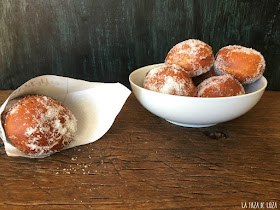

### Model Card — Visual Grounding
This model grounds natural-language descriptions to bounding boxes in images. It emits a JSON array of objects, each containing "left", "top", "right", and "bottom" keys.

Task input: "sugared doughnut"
[
  {"left": 197, "top": 75, "right": 245, "bottom": 97},
  {"left": 143, "top": 64, "right": 197, "bottom": 97},
  {"left": 214, "top": 45, "right": 265, "bottom": 84},
  {"left": 165, "top": 39, "right": 214, "bottom": 77},
  {"left": 192, "top": 66, "right": 216, "bottom": 86},
  {"left": 4, "top": 95, "right": 77, "bottom": 156}
]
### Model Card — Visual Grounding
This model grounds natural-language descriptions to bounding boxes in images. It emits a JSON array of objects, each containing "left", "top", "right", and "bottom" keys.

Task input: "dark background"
[{"left": 0, "top": 0, "right": 279, "bottom": 90}]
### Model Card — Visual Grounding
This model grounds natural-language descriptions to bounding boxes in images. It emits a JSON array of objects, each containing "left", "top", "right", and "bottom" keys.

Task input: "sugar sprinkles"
[
  {"left": 143, "top": 64, "right": 196, "bottom": 96},
  {"left": 165, "top": 39, "right": 214, "bottom": 77},
  {"left": 5, "top": 95, "right": 77, "bottom": 156}
]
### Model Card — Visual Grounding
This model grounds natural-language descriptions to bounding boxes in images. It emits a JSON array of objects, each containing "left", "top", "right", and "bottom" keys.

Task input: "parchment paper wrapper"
[{"left": 0, "top": 75, "right": 131, "bottom": 158}]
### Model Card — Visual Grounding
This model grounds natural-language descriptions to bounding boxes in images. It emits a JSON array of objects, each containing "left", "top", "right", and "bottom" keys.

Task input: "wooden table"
[{"left": 0, "top": 90, "right": 279, "bottom": 209}]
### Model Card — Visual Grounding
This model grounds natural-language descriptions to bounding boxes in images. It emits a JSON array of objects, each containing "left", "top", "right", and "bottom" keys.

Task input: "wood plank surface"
[
  {"left": 0, "top": 0, "right": 280, "bottom": 90},
  {"left": 0, "top": 90, "right": 279, "bottom": 209}
]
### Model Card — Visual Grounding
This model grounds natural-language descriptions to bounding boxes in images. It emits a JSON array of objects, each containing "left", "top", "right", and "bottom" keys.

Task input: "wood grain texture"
[
  {"left": 0, "top": 90, "right": 279, "bottom": 209},
  {"left": 0, "top": 0, "right": 280, "bottom": 90}
]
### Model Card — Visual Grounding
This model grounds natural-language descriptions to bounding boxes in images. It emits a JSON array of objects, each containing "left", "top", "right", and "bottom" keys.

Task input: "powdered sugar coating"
[
  {"left": 5, "top": 95, "right": 77, "bottom": 156},
  {"left": 143, "top": 64, "right": 197, "bottom": 97},
  {"left": 165, "top": 39, "right": 214, "bottom": 77},
  {"left": 214, "top": 45, "right": 266, "bottom": 84},
  {"left": 197, "top": 74, "right": 245, "bottom": 98}
]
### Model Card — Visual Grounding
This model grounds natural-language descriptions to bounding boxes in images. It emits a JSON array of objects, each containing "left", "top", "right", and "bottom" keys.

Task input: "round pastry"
[
  {"left": 4, "top": 95, "right": 77, "bottom": 156},
  {"left": 143, "top": 64, "right": 197, "bottom": 97},
  {"left": 197, "top": 75, "right": 245, "bottom": 97},
  {"left": 165, "top": 39, "right": 214, "bottom": 77},
  {"left": 214, "top": 45, "right": 265, "bottom": 84},
  {"left": 192, "top": 66, "right": 216, "bottom": 86}
]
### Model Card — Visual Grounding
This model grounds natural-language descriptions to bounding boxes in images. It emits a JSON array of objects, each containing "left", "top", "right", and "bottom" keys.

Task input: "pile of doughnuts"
[
  {"left": 143, "top": 39, "right": 266, "bottom": 98},
  {"left": 3, "top": 95, "right": 77, "bottom": 156}
]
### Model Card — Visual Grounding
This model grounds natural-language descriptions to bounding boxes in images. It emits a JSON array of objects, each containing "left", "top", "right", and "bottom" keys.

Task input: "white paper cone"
[{"left": 0, "top": 75, "right": 131, "bottom": 158}]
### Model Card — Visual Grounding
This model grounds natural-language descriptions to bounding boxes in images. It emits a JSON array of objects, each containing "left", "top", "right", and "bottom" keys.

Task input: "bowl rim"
[{"left": 129, "top": 63, "right": 268, "bottom": 101}]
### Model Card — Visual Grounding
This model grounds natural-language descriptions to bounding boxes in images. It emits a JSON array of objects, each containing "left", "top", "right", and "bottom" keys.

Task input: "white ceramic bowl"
[{"left": 129, "top": 63, "right": 267, "bottom": 127}]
